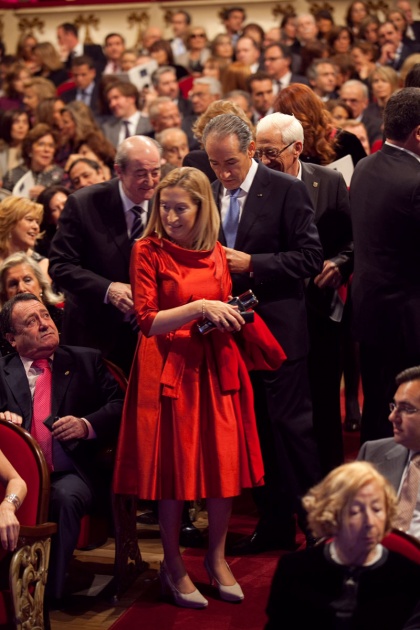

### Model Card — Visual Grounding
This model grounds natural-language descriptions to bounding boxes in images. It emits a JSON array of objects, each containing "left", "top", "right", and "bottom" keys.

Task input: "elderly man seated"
[{"left": 0, "top": 293, "right": 124, "bottom": 605}]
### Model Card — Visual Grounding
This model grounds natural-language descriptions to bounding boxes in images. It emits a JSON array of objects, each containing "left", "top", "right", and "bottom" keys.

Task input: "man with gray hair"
[
  {"left": 182, "top": 77, "right": 223, "bottom": 145},
  {"left": 256, "top": 112, "right": 352, "bottom": 474},
  {"left": 340, "top": 79, "right": 382, "bottom": 147},
  {"left": 156, "top": 127, "right": 189, "bottom": 168},
  {"left": 151, "top": 66, "right": 193, "bottom": 117},
  {"left": 307, "top": 59, "right": 338, "bottom": 101},
  {"left": 49, "top": 136, "right": 162, "bottom": 374},
  {"left": 202, "top": 113, "right": 323, "bottom": 552}
]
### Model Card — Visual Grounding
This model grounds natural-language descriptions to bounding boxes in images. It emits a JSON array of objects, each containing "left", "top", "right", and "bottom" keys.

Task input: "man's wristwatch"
[{"left": 3, "top": 494, "right": 21, "bottom": 511}]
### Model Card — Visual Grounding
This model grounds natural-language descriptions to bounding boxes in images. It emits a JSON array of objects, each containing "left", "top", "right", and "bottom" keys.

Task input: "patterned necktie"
[
  {"left": 223, "top": 188, "right": 241, "bottom": 249},
  {"left": 123, "top": 120, "right": 131, "bottom": 139},
  {"left": 31, "top": 359, "right": 53, "bottom": 471},
  {"left": 394, "top": 453, "right": 420, "bottom": 531},
  {"left": 130, "top": 205, "right": 145, "bottom": 244}
]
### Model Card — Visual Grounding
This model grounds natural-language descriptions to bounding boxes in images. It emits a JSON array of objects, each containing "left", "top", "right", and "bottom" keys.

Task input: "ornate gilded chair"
[{"left": 0, "top": 419, "right": 56, "bottom": 630}]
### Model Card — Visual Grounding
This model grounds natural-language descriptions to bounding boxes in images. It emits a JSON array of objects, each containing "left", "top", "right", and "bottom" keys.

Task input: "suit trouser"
[
  {"left": 251, "top": 358, "right": 321, "bottom": 533},
  {"left": 307, "top": 310, "right": 344, "bottom": 475},
  {"left": 47, "top": 472, "right": 93, "bottom": 599}
]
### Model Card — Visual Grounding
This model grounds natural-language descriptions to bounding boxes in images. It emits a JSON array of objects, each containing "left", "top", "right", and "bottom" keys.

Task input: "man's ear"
[
  {"left": 294, "top": 141, "right": 304, "bottom": 157},
  {"left": 248, "top": 140, "right": 256, "bottom": 158},
  {"left": 5, "top": 333, "right": 16, "bottom": 348}
]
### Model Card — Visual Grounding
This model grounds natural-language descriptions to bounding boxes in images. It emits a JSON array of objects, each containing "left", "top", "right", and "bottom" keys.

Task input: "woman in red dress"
[{"left": 114, "top": 167, "right": 284, "bottom": 608}]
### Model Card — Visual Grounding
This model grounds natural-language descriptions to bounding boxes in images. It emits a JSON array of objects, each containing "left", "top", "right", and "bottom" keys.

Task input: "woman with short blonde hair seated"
[{"left": 266, "top": 462, "right": 420, "bottom": 629}]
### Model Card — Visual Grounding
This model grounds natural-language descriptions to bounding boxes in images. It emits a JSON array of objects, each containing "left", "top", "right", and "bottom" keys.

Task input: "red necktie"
[{"left": 31, "top": 359, "right": 53, "bottom": 471}]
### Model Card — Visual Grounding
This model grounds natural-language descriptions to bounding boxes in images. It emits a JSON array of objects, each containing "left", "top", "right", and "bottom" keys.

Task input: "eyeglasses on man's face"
[
  {"left": 389, "top": 402, "right": 420, "bottom": 416},
  {"left": 254, "top": 141, "right": 295, "bottom": 160}
]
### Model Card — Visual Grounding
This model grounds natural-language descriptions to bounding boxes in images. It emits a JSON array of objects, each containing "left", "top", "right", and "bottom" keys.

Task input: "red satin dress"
[{"left": 113, "top": 236, "right": 284, "bottom": 500}]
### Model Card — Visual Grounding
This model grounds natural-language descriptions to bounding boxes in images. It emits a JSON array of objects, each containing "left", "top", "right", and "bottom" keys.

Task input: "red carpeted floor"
[
  {"left": 110, "top": 392, "right": 361, "bottom": 630},
  {"left": 109, "top": 515, "right": 288, "bottom": 630}
]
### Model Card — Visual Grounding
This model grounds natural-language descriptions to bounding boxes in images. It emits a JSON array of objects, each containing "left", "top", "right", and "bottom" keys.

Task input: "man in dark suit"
[
  {"left": 358, "top": 365, "right": 420, "bottom": 539},
  {"left": 397, "top": 0, "right": 420, "bottom": 42},
  {"left": 61, "top": 55, "right": 101, "bottom": 117},
  {"left": 49, "top": 135, "right": 162, "bottom": 375},
  {"left": 256, "top": 112, "right": 353, "bottom": 474},
  {"left": 0, "top": 293, "right": 123, "bottom": 602},
  {"left": 202, "top": 113, "right": 324, "bottom": 551},
  {"left": 264, "top": 43, "right": 309, "bottom": 95},
  {"left": 351, "top": 88, "right": 420, "bottom": 443},
  {"left": 57, "top": 22, "right": 106, "bottom": 76},
  {"left": 101, "top": 81, "right": 153, "bottom": 148},
  {"left": 378, "top": 20, "right": 420, "bottom": 70}
]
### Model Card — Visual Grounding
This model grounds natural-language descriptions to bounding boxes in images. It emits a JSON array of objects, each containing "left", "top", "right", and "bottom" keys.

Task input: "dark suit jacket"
[
  {"left": 177, "top": 95, "right": 193, "bottom": 117},
  {"left": 212, "top": 162, "right": 323, "bottom": 359},
  {"left": 301, "top": 162, "right": 353, "bottom": 318},
  {"left": 64, "top": 44, "right": 107, "bottom": 75},
  {"left": 290, "top": 73, "right": 309, "bottom": 86},
  {"left": 350, "top": 144, "right": 420, "bottom": 348},
  {"left": 49, "top": 178, "right": 137, "bottom": 367},
  {"left": 358, "top": 437, "right": 408, "bottom": 492},
  {"left": 0, "top": 345, "right": 123, "bottom": 482},
  {"left": 101, "top": 114, "right": 153, "bottom": 148},
  {"left": 61, "top": 80, "right": 101, "bottom": 117}
]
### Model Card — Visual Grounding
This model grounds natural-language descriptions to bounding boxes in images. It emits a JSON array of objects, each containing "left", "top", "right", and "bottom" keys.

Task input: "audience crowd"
[{"left": 0, "top": 1, "right": 419, "bottom": 623}]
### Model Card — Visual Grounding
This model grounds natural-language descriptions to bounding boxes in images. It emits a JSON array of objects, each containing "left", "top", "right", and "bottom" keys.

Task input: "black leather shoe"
[
  {"left": 179, "top": 523, "right": 205, "bottom": 548},
  {"left": 228, "top": 529, "right": 297, "bottom": 555}
]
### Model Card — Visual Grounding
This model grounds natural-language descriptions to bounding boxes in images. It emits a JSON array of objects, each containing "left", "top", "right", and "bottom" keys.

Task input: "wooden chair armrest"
[{"left": 19, "top": 523, "right": 57, "bottom": 539}]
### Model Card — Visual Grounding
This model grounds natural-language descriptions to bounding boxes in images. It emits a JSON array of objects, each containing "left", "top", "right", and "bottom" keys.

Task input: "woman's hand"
[
  {"left": 0, "top": 502, "right": 20, "bottom": 551},
  {"left": 202, "top": 300, "right": 245, "bottom": 332}
]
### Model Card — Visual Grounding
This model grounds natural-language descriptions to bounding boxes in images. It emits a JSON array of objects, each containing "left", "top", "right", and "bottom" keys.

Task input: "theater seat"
[
  {"left": 0, "top": 419, "right": 56, "bottom": 630},
  {"left": 382, "top": 529, "right": 420, "bottom": 563}
]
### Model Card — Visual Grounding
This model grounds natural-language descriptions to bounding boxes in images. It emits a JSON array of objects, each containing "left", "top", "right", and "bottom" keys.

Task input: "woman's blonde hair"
[
  {"left": 192, "top": 99, "right": 255, "bottom": 143},
  {"left": 369, "top": 65, "right": 400, "bottom": 96},
  {"left": 33, "top": 42, "right": 64, "bottom": 72},
  {"left": 0, "top": 252, "right": 63, "bottom": 306},
  {"left": 142, "top": 167, "right": 220, "bottom": 251},
  {"left": 303, "top": 461, "right": 397, "bottom": 538},
  {"left": 0, "top": 197, "right": 43, "bottom": 257}
]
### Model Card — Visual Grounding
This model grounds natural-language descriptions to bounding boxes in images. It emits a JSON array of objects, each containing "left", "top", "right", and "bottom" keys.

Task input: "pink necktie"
[{"left": 31, "top": 359, "right": 53, "bottom": 471}]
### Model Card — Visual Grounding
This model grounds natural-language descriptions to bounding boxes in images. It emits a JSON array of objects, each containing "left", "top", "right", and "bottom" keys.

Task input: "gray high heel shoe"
[
  {"left": 159, "top": 561, "right": 208, "bottom": 609},
  {"left": 204, "top": 557, "right": 244, "bottom": 602}
]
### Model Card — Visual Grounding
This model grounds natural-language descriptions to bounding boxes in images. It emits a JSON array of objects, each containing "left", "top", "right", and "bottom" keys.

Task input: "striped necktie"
[{"left": 130, "top": 205, "right": 145, "bottom": 244}]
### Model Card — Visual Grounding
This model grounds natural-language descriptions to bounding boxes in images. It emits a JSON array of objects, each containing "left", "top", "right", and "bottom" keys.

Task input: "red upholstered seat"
[
  {"left": 178, "top": 75, "right": 194, "bottom": 99},
  {"left": 0, "top": 422, "right": 49, "bottom": 526},
  {"left": 0, "top": 420, "right": 56, "bottom": 629},
  {"left": 382, "top": 529, "right": 420, "bottom": 563}
]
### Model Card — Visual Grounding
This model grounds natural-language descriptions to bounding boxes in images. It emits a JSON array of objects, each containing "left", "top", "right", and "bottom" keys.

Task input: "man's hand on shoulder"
[
  {"left": 0, "top": 411, "right": 23, "bottom": 426},
  {"left": 52, "top": 416, "right": 89, "bottom": 441},
  {"left": 223, "top": 247, "right": 252, "bottom": 274},
  {"left": 108, "top": 282, "right": 134, "bottom": 314}
]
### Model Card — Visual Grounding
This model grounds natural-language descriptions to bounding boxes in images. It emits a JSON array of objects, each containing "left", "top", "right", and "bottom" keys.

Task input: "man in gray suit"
[
  {"left": 358, "top": 365, "right": 420, "bottom": 539},
  {"left": 102, "top": 81, "right": 153, "bottom": 148},
  {"left": 256, "top": 112, "right": 353, "bottom": 475}
]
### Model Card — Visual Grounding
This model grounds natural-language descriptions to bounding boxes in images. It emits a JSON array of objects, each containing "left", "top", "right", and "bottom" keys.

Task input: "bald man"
[{"left": 49, "top": 136, "right": 162, "bottom": 374}]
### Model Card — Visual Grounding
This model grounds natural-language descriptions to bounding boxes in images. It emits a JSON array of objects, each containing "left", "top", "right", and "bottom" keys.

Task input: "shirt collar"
[
  {"left": 223, "top": 158, "right": 258, "bottom": 197},
  {"left": 118, "top": 180, "right": 148, "bottom": 215},
  {"left": 20, "top": 354, "right": 54, "bottom": 375},
  {"left": 385, "top": 140, "right": 420, "bottom": 163}
]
